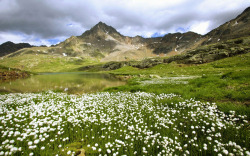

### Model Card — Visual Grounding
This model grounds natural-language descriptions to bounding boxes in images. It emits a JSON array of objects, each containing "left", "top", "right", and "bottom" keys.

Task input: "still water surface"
[{"left": 0, "top": 72, "right": 126, "bottom": 94}]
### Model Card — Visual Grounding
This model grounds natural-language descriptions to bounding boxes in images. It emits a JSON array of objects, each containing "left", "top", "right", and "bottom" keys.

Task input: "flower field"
[{"left": 0, "top": 91, "right": 249, "bottom": 155}]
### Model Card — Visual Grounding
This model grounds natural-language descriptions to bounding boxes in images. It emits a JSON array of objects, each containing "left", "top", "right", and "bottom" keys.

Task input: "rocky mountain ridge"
[
  {"left": 78, "top": 36, "right": 250, "bottom": 71},
  {"left": 52, "top": 21, "right": 206, "bottom": 61}
]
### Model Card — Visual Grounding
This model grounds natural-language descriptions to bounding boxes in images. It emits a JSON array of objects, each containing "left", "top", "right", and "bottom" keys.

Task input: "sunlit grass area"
[
  {"left": 0, "top": 92, "right": 249, "bottom": 155},
  {"left": 0, "top": 54, "right": 99, "bottom": 73},
  {"left": 106, "top": 53, "right": 250, "bottom": 117},
  {"left": 109, "top": 53, "right": 250, "bottom": 76}
]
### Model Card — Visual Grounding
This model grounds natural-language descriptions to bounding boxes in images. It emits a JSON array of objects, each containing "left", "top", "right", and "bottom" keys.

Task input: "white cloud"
[
  {"left": 190, "top": 21, "right": 210, "bottom": 35},
  {"left": 0, "top": 32, "right": 65, "bottom": 46},
  {"left": 0, "top": 32, "right": 25, "bottom": 44}
]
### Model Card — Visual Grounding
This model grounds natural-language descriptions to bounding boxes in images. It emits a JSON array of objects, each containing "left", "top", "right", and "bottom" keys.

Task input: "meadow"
[
  {"left": 0, "top": 91, "right": 249, "bottom": 155},
  {"left": 0, "top": 51, "right": 249, "bottom": 155}
]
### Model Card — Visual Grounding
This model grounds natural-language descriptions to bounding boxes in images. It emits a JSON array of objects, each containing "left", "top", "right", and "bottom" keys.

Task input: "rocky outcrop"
[
  {"left": 79, "top": 58, "right": 164, "bottom": 71},
  {"left": 101, "top": 58, "right": 164, "bottom": 70}
]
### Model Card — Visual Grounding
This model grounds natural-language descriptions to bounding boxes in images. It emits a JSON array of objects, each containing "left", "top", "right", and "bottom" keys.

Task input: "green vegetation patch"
[
  {"left": 106, "top": 53, "right": 250, "bottom": 117},
  {"left": 0, "top": 54, "right": 99, "bottom": 72}
]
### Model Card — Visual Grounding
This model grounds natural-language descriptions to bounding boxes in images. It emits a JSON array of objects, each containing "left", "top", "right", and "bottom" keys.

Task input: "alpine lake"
[{"left": 0, "top": 72, "right": 126, "bottom": 94}]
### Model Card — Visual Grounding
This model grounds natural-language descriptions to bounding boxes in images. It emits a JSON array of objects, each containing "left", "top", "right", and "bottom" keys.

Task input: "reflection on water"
[{"left": 0, "top": 72, "right": 126, "bottom": 94}]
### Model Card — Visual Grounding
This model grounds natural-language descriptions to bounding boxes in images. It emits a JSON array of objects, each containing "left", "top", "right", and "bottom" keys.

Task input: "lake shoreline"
[{"left": 0, "top": 71, "right": 30, "bottom": 82}]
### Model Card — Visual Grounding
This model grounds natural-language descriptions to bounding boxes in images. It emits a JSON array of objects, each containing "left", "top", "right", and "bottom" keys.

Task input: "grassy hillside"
[
  {"left": 106, "top": 53, "right": 250, "bottom": 117},
  {"left": 109, "top": 52, "right": 250, "bottom": 76},
  {"left": 0, "top": 54, "right": 99, "bottom": 73}
]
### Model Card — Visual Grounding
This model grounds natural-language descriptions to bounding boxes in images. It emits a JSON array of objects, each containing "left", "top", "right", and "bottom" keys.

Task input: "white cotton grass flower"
[
  {"left": 34, "top": 139, "right": 40, "bottom": 144},
  {"left": 207, "top": 136, "right": 212, "bottom": 141},
  {"left": 203, "top": 146, "right": 207, "bottom": 150},
  {"left": 0, "top": 92, "right": 248, "bottom": 155},
  {"left": 67, "top": 150, "right": 71, "bottom": 155},
  {"left": 223, "top": 149, "right": 229, "bottom": 155},
  {"left": 28, "top": 141, "right": 32, "bottom": 146},
  {"left": 107, "top": 149, "right": 111, "bottom": 153}
]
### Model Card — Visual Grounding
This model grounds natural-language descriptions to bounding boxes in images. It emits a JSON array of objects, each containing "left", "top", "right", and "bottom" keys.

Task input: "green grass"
[
  {"left": 0, "top": 54, "right": 99, "bottom": 73},
  {"left": 109, "top": 53, "right": 250, "bottom": 76},
  {"left": 106, "top": 53, "right": 250, "bottom": 117},
  {"left": 0, "top": 65, "right": 10, "bottom": 72},
  {"left": 0, "top": 65, "right": 22, "bottom": 72}
]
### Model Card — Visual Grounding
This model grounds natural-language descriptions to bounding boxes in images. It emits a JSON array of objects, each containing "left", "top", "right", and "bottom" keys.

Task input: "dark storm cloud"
[
  {"left": 0, "top": 0, "right": 93, "bottom": 38},
  {"left": 0, "top": 0, "right": 249, "bottom": 45}
]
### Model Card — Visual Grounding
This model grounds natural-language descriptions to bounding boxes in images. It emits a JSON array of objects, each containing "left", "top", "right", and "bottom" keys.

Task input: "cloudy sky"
[{"left": 0, "top": 0, "right": 249, "bottom": 46}]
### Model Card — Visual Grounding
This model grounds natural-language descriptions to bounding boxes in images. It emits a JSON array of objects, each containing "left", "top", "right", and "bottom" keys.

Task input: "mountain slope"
[
  {"left": 0, "top": 41, "right": 32, "bottom": 57},
  {"left": 54, "top": 22, "right": 156, "bottom": 61},
  {"left": 202, "top": 7, "right": 250, "bottom": 45},
  {"left": 53, "top": 22, "right": 203, "bottom": 61},
  {"left": 147, "top": 32, "right": 202, "bottom": 55}
]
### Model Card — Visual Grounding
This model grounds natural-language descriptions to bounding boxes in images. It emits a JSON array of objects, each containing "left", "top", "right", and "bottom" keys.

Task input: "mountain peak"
[
  {"left": 92, "top": 21, "right": 110, "bottom": 31},
  {"left": 81, "top": 22, "right": 122, "bottom": 38},
  {"left": 92, "top": 22, "right": 118, "bottom": 34},
  {"left": 96, "top": 21, "right": 107, "bottom": 26},
  {"left": 2, "top": 41, "right": 14, "bottom": 45},
  {"left": 242, "top": 6, "right": 250, "bottom": 14}
]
